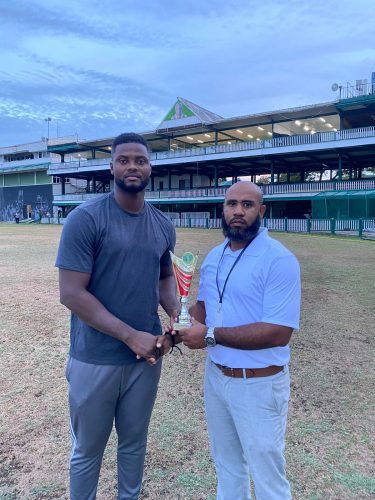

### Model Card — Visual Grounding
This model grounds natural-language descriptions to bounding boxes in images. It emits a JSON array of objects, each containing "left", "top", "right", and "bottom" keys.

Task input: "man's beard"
[
  {"left": 222, "top": 214, "right": 261, "bottom": 242},
  {"left": 115, "top": 177, "right": 149, "bottom": 193}
]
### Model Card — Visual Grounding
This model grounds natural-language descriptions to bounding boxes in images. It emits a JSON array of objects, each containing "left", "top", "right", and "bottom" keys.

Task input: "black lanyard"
[{"left": 215, "top": 239, "right": 252, "bottom": 305}]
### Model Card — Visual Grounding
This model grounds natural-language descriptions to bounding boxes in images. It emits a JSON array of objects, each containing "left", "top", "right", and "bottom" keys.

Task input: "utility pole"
[{"left": 45, "top": 117, "right": 52, "bottom": 140}]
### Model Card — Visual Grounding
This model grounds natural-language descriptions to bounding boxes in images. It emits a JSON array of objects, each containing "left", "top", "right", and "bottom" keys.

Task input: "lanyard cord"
[{"left": 215, "top": 239, "right": 252, "bottom": 305}]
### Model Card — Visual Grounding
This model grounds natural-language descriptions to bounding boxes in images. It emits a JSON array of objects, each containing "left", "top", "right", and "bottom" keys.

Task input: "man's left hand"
[
  {"left": 168, "top": 310, "right": 179, "bottom": 335},
  {"left": 179, "top": 318, "right": 206, "bottom": 349},
  {"left": 155, "top": 333, "right": 174, "bottom": 357}
]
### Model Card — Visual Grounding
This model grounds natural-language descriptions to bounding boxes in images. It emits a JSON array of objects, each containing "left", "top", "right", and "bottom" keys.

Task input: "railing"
[
  {"left": 47, "top": 125, "right": 375, "bottom": 174},
  {"left": 146, "top": 187, "right": 227, "bottom": 199},
  {"left": 48, "top": 157, "right": 109, "bottom": 172},
  {"left": 144, "top": 179, "right": 375, "bottom": 200},
  {"left": 40, "top": 215, "right": 375, "bottom": 237},
  {"left": 170, "top": 218, "right": 222, "bottom": 229},
  {"left": 0, "top": 157, "right": 52, "bottom": 171},
  {"left": 168, "top": 217, "right": 375, "bottom": 237},
  {"left": 149, "top": 126, "right": 375, "bottom": 162},
  {"left": 53, "top": 193, "right": 98, "bottom": 202},
  {"left": 340, "top": 83, "right": 375, "bottom": 100},
  {"left": 52, "top": 178, "right": 375, "bottom": 204},
  {"left": 263, "top": 179, "right": 375, "bottom": 194}
]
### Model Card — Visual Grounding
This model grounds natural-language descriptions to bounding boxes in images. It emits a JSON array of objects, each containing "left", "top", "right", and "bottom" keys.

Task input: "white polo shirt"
[{"left": 197, "top": 228, "right": 301, "bottom": 368}]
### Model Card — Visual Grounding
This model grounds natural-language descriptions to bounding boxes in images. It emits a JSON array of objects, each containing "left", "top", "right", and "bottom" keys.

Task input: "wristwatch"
[{"left": 204, "top": 327, "right": 216, "bottom": 347}]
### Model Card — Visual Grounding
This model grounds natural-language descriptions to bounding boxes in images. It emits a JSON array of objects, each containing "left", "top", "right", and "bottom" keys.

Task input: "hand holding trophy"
[{"left": 169, "top": 251, "right": 198, "bottom": 330}]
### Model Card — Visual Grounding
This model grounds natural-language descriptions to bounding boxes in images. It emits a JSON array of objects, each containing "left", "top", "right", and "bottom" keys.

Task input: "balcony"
[
  {"left": 150, "top": 126, "right": 375, "bottom": 163},
  {"left": 53, "top": 179, "right": 375, "bottom": 205},
  {"left": 48, "top": 125, "right": 375, "bottom": 175}
]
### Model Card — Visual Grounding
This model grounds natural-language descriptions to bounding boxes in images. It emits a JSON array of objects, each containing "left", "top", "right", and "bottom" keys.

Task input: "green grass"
[{"left": 0, "top": 224, "right": 374, "bottom": 499}]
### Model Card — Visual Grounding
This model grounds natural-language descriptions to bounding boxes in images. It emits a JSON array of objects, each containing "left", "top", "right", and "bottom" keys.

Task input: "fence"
[
  {"left": 40, "top": 215, "right": 375, "bottom": 237},
  {"left": 168, "top": 217, "right": 375, "bottom": 238}
]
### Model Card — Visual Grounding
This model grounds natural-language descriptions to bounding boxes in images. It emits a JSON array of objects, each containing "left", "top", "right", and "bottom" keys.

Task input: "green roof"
[
  {"left": 336, "top": 94, "right": 375, "bottom": 110},
  {"left": 314, "top": 189, "right": 375, "bottom": 199}
]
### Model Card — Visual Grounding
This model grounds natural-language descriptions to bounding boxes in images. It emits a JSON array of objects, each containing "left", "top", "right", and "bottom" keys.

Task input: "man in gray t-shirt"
[{"left": 56, "top": 132, "right": 179, "bottom": 499}]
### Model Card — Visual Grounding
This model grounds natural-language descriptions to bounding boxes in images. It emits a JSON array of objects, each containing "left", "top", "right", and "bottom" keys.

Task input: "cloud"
[
  {"left": 0, "top": 1, "right": 120, "bottom": 43},
  {"left": 0, "top": 0, "right": 374, "bottom": 146}
]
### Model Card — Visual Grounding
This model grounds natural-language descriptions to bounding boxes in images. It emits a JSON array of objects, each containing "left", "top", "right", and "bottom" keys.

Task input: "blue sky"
[{"left": 1, "top": 0, "right": 374, "bottom": 146}]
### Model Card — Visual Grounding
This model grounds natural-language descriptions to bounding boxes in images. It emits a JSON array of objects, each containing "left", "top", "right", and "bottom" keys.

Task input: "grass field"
[{"left": 0, "top": 223, "right": 374, "bottom": 499}]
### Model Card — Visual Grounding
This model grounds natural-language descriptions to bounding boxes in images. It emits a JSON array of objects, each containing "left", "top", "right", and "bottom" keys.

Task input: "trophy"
[{"left": 170, "top": 251, "right": 198, "bottom": 330}]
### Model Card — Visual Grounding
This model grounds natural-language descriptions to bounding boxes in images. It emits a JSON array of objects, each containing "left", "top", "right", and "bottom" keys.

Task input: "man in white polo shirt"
[{"left": 179, "top": 181, "right": 301, "bottom": 500}]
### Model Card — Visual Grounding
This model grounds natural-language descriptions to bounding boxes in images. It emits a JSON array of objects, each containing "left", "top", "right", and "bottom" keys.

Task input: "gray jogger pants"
[{"left": 66, "top": 356, "right": 162, "bottom": 500}]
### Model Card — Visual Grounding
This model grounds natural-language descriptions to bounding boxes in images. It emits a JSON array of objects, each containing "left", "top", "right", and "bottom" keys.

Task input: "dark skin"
[
  {"left": 179, "top": 318, "right": 293, "bottom": 350},
  {"left": 163, "top": 300, "right": 206, "bottom": 346},
  {"left": 178, "top": 181, "right": 294, "bottom": 351},
  {"left": 59, "top": 266, "right": 178, "bottom": 362},
  {"left": 59, "top": 141, "right": 179, "bottom": 364}
]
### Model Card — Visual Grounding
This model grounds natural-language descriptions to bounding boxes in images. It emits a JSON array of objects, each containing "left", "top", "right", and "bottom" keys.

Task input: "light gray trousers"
[
  {"left": 205, "top": 358, "right": 291, "bottom": 500},
  {"left": 66, "top": 356, "right": 162, "bottom": 500}
]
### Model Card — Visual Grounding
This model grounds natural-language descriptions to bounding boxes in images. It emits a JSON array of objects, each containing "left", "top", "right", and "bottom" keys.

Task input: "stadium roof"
[
  {"left": 48, "top": 98, "right": 339, "bottom": 156},
  {"left": 314, "top": 189, "right": 375, "bottom": 199}
]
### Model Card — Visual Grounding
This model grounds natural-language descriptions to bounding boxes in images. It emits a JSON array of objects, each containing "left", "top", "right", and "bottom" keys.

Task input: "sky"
[{"left": 1, "top": 0, "right": 374, "bottom": 147}]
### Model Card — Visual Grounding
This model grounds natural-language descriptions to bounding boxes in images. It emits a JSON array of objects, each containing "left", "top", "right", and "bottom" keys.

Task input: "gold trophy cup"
[{"left": 170, "top": 251, "right": 198, "bottom": 330}]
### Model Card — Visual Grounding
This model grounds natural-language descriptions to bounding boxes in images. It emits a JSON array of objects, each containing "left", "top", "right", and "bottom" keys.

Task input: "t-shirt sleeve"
[
  {"left": 55, "top": 208, "right": 97, "bottom": 273},
  {"left": 260, "top": 254, "right": 301, "bottom": 329}
]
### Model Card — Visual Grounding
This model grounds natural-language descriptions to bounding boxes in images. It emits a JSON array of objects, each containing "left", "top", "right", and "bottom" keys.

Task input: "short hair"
[{"left": 111, "top": 132, "right": 150, "bottom": 154}]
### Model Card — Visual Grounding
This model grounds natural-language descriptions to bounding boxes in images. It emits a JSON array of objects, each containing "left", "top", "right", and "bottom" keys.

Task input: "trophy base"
[{"left": 173, "top": 321, "right": 192, "bottom": 331}]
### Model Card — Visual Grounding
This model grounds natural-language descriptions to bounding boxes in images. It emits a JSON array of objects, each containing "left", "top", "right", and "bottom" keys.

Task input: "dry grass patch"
[{"left": 0, "top": 224, "right": 374, "bottom": 499}]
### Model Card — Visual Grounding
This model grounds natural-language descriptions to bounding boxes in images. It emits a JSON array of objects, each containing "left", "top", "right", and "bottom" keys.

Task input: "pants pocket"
[
  {"left": 271, "top": 373, "right": 290, "bottom": 416},
  {"left": 65, "top": 356, "right": 73, "bottom": 382}
]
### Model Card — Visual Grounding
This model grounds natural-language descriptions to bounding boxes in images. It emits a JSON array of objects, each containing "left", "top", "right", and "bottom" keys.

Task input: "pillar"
[{"left": 338, "top": 154, "right": 342, "bottom": 181}]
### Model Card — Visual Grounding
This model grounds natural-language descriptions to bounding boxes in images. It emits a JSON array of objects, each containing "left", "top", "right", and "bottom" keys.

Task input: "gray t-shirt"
[{"left": 55, "top": 193, "right": 176, "bottom": 365}]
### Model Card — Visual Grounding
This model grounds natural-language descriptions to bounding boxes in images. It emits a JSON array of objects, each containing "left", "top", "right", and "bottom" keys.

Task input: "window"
[
  {"left": 4, "top": 153, "right": 34, "bottom": 162},
  {"left": 53, "top": 177, "right": 70, "bottom": 184}
]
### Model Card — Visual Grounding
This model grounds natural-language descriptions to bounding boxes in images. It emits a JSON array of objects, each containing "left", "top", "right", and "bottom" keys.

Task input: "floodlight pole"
[{"left": 45, "top": 117, "right": 52, "bottom": 140}]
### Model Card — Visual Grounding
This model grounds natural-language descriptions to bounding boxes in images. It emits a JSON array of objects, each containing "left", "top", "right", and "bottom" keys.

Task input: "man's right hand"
[{"left": 128, "top": 330, "right": 160, "bottom": 365}]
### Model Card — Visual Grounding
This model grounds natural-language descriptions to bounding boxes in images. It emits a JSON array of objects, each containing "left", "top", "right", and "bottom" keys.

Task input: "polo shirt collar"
[{"left": 223, "top": 227, "right": 269, "bottom": 257}]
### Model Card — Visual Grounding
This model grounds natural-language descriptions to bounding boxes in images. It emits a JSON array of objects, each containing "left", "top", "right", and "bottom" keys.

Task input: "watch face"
[{"left": 205, "top": 335, "right": 216, "bottom": 347}]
